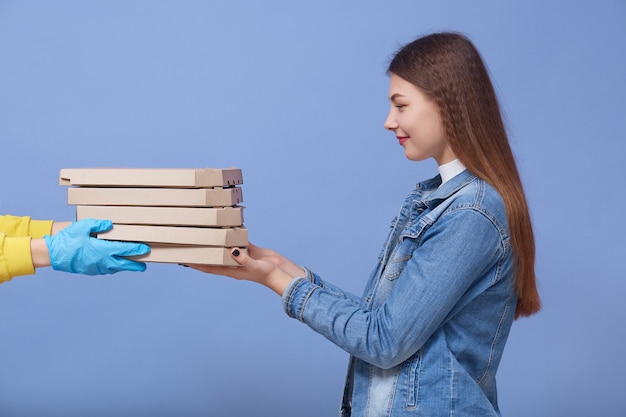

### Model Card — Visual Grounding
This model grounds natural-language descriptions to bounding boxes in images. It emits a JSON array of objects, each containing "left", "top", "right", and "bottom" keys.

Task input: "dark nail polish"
[{"left": 232, "top": 249, "right": 240, "bottom": 257}]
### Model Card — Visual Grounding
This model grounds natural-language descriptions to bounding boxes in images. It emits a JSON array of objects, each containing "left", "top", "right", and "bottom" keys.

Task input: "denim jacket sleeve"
[
  {"left": 281, "top": 206, "right": 507, "bottom": 369},
  {"left": 283, "top": 267, "right": 361, "bottom": 310}
]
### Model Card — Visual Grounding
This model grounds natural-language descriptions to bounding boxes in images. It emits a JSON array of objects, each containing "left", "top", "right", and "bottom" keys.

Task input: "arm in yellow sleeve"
[
  {"left": 0, "top": 233, "right": 36, "bottom": 282},
  {"left": 0, "top": 214, "right": 54, "bottom": 238},
  {"left": 1, "top": 215, "right": 148, "bottom": 281},
  {"left": 0, "top": 215, "right": 55, "bottom": 283}
]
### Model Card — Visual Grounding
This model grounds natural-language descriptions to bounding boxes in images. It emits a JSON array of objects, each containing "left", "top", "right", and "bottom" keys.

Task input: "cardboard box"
[
  {"left": 67, "top": 186, "right": 243, "bottom": 207},
  {"left": 97, "top": 224, "right": 248, "bottom": 246},
  {"left": 59, "top": 167, "right": 243, "bottom": 188},
  {"left": 129, "top": 244, "right": 241, "bottom": 266},
  {"left": 76, "top": 205, "right": 244, "bottom": 227}
]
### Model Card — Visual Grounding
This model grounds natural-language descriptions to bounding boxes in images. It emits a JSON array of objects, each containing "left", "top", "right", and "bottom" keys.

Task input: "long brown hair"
[{"left": 388, "top": 32, "right": 540, "bottom": 318}]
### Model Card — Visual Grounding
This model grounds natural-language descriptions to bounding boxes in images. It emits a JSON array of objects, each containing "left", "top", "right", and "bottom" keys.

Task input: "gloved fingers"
[
  {"left": 109, "top": 257, "right": 148, "bottom": 273},
  {"left": 96, "top": 239, "right": 151, "bottom": 257},
  {"left": 82, "top": 256, "right": 147, "bottom": 274},
  {"left": 76, "top": 258, "right": 147, "bottom": 275},
  {"left": 66, "top": 218, "right": 113, "bottom": 236},
  {"left": 82, "top": 218, "right": 114, "bottom": 234}
]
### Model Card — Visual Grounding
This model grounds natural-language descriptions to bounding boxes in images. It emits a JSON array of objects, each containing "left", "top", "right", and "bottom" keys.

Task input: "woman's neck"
[{"left": 438, "top": 159, "right": 466, "bottom": 185}]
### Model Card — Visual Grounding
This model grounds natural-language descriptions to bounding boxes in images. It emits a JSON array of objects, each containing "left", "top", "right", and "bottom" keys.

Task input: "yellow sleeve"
[
  {"left": 0, "top": 215, "right": 54, "bottom": 283},
  {"left": 0, "top": 214, "right": 54, "bottom": 238},
  {"left": 0, "top": 233, "right": 36, "bottom": 283}
]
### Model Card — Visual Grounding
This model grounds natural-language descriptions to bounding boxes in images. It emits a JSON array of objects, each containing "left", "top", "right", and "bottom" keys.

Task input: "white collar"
[{"left": 438, "top": 159, "right": 467, "bottom": 186}]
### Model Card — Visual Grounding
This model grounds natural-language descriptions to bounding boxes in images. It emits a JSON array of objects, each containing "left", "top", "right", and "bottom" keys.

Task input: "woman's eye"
[{"left": 395, "top": 105, "right": 406, "bottom": 110}]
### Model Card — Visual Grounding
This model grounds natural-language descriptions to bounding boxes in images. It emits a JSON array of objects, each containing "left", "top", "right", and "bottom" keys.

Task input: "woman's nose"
[{"left": 384, "top": 112, "right": 397, "bottom": 131}]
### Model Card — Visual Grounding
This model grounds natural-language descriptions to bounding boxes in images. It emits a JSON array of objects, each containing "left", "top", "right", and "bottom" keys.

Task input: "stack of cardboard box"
[{"left": 59, "top": 167, "right": 247, "bottom": 266}]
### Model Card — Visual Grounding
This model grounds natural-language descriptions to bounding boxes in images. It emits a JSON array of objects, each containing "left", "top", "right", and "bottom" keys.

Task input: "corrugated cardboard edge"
[
  {"left": 97, "top": 225, "right": 249, "bottom": 246},
  {"left": 129, "top": 245, "right": 242, "bottom": 266},
  {"left": 59, "top": 167, "right": 243, "bottom": 188},
  {"left": 67, "top": 187, "right": 243, "bottom": 207},
  {"left": 76, "top": 205, "right": 244, "bottom": 227}
]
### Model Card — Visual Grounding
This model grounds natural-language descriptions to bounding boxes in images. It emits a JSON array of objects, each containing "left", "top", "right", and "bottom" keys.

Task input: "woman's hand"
[
  {"left": 187, "top": 243, "right": 304, "bottom": 296},
  {"left": 245, "top": 243, "right": 306, "bottom": 278}
]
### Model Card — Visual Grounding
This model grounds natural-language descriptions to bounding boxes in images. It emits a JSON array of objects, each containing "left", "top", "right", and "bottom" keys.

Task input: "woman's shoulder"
[
  {"left": 422, "top": 173, "right": 507, "bottom": 228},
  {"left": 443, "top": 175, "right": 509, "bottom": 232},
  {"left": 409, "top": 172, "right": 506, "bottom": 219},
  {"left": 457, "top": 175, "right": 504, "bottom": 207}
]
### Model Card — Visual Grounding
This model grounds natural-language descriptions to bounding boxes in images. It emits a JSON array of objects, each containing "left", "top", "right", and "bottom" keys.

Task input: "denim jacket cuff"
[
  {"left": 281, "top": 268, "right": 319, "bottom": 321},
  {"left": 303, "top": 266, "right": 326, "bottom": 286}
]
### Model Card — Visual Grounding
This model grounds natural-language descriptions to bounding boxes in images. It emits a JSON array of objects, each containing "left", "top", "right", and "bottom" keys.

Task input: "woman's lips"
[{"left": 397, "top": 136, "right": 409, "bottom": 145}]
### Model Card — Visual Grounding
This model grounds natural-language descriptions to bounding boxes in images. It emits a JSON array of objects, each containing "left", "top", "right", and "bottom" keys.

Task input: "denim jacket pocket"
[
  {"left": 382, "top": 234, "right": 418, "bottom": 281},
  {"left": 403, "top": 349, "right": 423, "bottom": 410},
  {"left": 382, "top": 252, "right": 411, "bottom": 281},
  {"left": 382, "top": 219, "right": 426, "bottom": 281}
]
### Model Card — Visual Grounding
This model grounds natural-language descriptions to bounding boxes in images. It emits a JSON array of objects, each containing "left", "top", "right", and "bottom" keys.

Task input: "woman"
[
  {"left": 191, "top": 31, "right": 540, "bottom": 416},
  {"left": 1, "top": 214, "right": 150, "bottom": 282}
]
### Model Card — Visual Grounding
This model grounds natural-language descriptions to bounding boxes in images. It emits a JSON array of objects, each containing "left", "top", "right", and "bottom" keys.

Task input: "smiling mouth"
[{"left": 397, "top": 136, "right": 409, "bottom": 145}]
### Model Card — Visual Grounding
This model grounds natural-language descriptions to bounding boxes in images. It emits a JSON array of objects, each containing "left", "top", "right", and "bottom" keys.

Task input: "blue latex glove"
[{"left": 44, "top": 218, "right": 150, "bottom": 275}]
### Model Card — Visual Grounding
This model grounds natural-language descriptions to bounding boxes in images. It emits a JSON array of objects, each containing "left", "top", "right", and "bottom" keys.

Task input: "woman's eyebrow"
[{"left": 389, "top": 93, "right": 406, "bottom": 102}]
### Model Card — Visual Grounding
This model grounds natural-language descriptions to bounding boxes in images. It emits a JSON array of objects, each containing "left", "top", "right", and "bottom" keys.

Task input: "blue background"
[{"left": 1, "top": 1, "right": 624, "bottom": 416}]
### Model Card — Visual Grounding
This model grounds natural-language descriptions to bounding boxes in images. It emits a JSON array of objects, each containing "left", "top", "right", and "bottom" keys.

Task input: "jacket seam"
[
  {"left": 477, "top": 292, "right": 513, "bottom": 386},
  {"left": 298, "top": 285, "right": 317, "bottom": 322}
]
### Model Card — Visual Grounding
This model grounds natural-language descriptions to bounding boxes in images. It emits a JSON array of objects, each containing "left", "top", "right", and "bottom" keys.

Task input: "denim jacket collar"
[{"left": 416, "top": 169, "right": 477, "bottom": 208}]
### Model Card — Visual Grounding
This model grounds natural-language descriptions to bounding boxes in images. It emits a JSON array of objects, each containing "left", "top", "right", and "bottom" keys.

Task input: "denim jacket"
[{"left": 282, "top": 170, "right": 517, "bottom": 416}]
